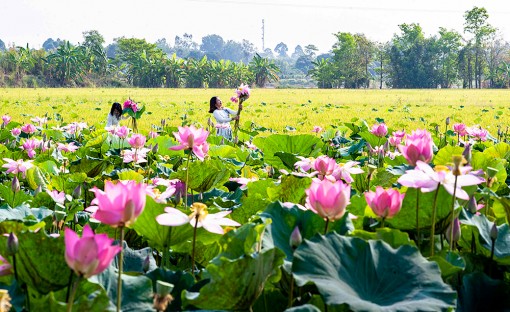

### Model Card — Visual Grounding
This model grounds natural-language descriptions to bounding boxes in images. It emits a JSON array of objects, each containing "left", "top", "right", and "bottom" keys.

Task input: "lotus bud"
[
  {"left": 462, "top": 143, "right": 472, "bottom": 164},
  {"left": 143, "top": 255, "right": 151, "bottom": 273},
  {"left": 289, "top": 226, "right": 302, "bottom": 250},
  {"left": 42, "top": 133, "right": 47, "bottom": 143},
  {"left": 11, "top": 177, "right": 20, "bottom": 193},
  {"left": 72, "top": 184, "right": 82, "bottom": 199},
  {"left": 153, "top": 280, "right": 174, "bottom": 311},
  {"left": 467, "top": 196, "right": 478, "bottom": 214},
  {"left": 6, "top": 233, "right": 19, "bottom": 256},
  {"left": 74, "top": 213, "right": 79, "bottom": 224},
  {"left": 152, "top": 143, "right": 159, "bottom": 154},
  {"left": 53, "top": 211, "right": 66, "bottom": 222},
  {"left": 367, "top": 164, "right": 377, "bottom": 178},
  {"left": 445, "top": 218, "right": 461, "bottom": 245},
  {"left": 445, "top": 117, "right": 450, "bottom": 126},
  {"left": 452, "top": 155, "right": 463, "bottom": 176},
  {"left": 161, "top": 119, "right": 166, "bottom": 127},
  {"left": 486, "top": 167, "right": 498, "bottom": 187},
  {"left": 491, "top": 223, "right": 498, "bottom": 241},
  {"left": 220, "top": 137, "right": 224, "bottom": 145}
]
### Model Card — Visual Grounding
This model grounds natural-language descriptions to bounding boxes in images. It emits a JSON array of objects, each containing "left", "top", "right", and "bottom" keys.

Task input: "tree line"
[{"left": 0, "top": 6, "right": 508, "bottom": 89}]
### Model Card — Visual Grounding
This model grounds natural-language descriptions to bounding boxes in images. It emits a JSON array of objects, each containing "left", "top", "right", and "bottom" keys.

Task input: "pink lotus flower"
[
  {"left": 398, "top": 129, "right": 433, "bottom": 166},
  {"left": 312, "top": 126, "right": 323, "bottom": 133},
  {"left": 230, "top": 96, "right": 239, "bottom": 103},
  {"left": 392, "top": 130, "right": 406, "bottom": 139},
  {"left": 156, "top": 203, "right": 240, "bottom": 234},
  {"left": 21, "top": 124, "right": 37, "bottom": 134},
  {"left": 2, "top": 158, "right": 34, "bottom": 178},
  {"left": 128, "top": 134, "right": 146, "bottom": 148},
  {"left": 57, "top": 142, "right": 79, "bottom": 153},
  {"left": 245, "top": 141, "right": 257, "bottom": 150},
  {"left": 2, "top": 115, "right": 11, "bottom": 126},
  {"left": 46, "top": 189, "right": 66, "bottom": 205},
  {"left": 11, "top": 128, "right": 21, "bottom": 137},
  {"left": 123, "top": 99, "right": 138, "bottom": 113},
  {"left": 313, "top": 155, "right": 338, "bottom": 180},
  {"left": 397, "top": 161, "right": 484, "bottom": 200},
  {"left": 331, "top": 161, "right": 364, "bottom": 184},
  {"left": 453, "top": 123, "right": 468, "bottom": 136},
  {"left": 388, "top": 135, "right": 402, "bottom": 147},
  {"left": 466, "top": 126, "right": 488, "bottom": 141},
  {"left": 20, "top": 139, "right": 39, "bottom": 158},
  {"left": 148, "top": 131, "right": 159, "bottom": 139},
  {"left": 305, "top": 179, "right": 351, "bottom": 221},
  {"left": 229, "top": 177, "right": 257, "bottom": 190},
  {"left": 64, "top": 224, "right": 121, "bottom": 278},
  {"left": 121, "top": 148, "right": 150, "bottom": 164},
  {"left": 365, "top": 186, "right": 405, "bottom": 219},
  {"left": 87, "top": 180, "right": 146, "bottom": 227},
  {"left": 0, "top": 255, "right": 12, "bottom": 276},
  {"left": 370, "top": 123, "right": 388, "bottom": 137},
  {"left": 169, "top": 125, "right": 210, "bottom": 161},
  {"left": 115, "top": 126, "right": 129, "bottom": 139},
  {"left": 31, "top": 116, "right": 48, "bottom": 127},
  {"left": 294, "top": 156, "right": 314, "bottom": 172},
  {"left": 235, "top": 83, "right": 251, "bottom": 100}
]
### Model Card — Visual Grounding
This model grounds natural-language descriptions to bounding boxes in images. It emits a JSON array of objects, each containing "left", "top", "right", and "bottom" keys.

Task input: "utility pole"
[{"left": 261, "top": 19, "right": 265, "bottom": 51}]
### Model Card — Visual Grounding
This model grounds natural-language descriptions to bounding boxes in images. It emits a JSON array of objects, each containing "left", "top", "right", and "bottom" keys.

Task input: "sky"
[{"left": 1, "top": 0, "right": 510, "bottom": 54}]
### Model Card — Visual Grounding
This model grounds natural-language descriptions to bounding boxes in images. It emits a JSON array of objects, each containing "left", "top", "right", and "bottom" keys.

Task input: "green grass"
[{"left": 1, "top": 88, "right": 508, "bottom": 134}]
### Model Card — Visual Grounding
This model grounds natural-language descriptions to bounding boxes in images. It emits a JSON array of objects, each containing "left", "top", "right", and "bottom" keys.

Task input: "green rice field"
[{"left": 1, "top": 88, "right": 509, "bottom": 134}]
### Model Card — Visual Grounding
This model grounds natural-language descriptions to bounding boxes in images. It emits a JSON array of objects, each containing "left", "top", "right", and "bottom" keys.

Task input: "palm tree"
[
  {"left": 248, "top": 53, "right": 280, "bottom": 87},
  {"left": 309, "top": 58, "right": 334, "bottom": 88},
  {"left": 163, "top": 54, "right": 185, "bottom": 88},
  {"left": 46, "top": 41, "right": 86, "bottom": 86}
]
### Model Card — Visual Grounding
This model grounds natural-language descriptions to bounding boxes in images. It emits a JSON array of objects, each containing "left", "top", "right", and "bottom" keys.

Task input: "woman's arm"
[
  {"left": 224, "top": 108, "right": 237, "bottom": 115},
  {"left": 213, "top": 110, "right": 232, "bottom": 123}
]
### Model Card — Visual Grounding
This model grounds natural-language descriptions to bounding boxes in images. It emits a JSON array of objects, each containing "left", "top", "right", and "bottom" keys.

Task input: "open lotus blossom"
[
  {"left": 145, "top": 185, "right": 176, "bottom": 204},
  {"left": 20, "top": 139, "right": 40, "bottom": 158},
  {"left": 365, "top": 187, "right": 405, "bottom": 219},
  {"left": 169, "top": 125, "right": 210, "bottom": 161},
  {"left": 87, "top": 180, "right": 146, "bottom": 227},
  {"left": 31, "top": 116, "right": 48, "bottom": 127},
  {"left": 370, "top": 123, "right": 388, "bottom": 137},
  {"left": 21, "top": 124, "right": 37, "bottom": 134},
  {"left": 2, "top": 158, "right": 34, "bottom": 178},
  {"left": 295, "top": 156, "right": 314, "bottom": 172},
  {"left": 235, "top": 83, "right": 251, "bottom": 100},
  {"left": 128, "top": 134, "right": 146, "bottom": 148},
  {"left": 397, "top": 160, "right": 485, "bottom": 200},
  {"left": 57, "top": 142, "right": 79, "bottom": 153},
  {"left": 331, "top": 161, "right": 364, "bottom": 184},
  {"left": 229, "top": 177, "right": 258, "bottom": 190},
  {"left": 0, "top": 255, "right": 12, "bottom": 277},
  {"left": 398, "top": 129, "right": 434, "bottom": 166},
  {"left": 148, "top": 131, "right": 159, "bottom": 139},
  {"left": 230, "top": 96, "right": 239, "bottom": 103},
  {"left": 453, "top": 123, "right": 468, "bottom": 136},
  {"left": 388, "top": 135, "right": 402, "bottom": 147},
  {"left": 11, "top": 128, "right": 21, "bottom": 137},
  {"left": 46, "top": 189, "right": 66, "bottom": 205},
  {"left": 245, "top": 141, "right": 258, "bottom": 150},
  {"left": 2, "top": 115, "right": 11, "bottom": 126},
  {"left": 305, "top": 179, "right": 351, "bottom": 221},
  {"left": 64, "top": 224, "right": 121, "bottom": 278},
  {"left": 466, "top": 126, "right": 488, "bottom": 141},
  {"left": 156, "top": 202, "right": 240, "bottom": 235},
  {"left": 312, "top": 126, "right": 323, "bottom": 133}
]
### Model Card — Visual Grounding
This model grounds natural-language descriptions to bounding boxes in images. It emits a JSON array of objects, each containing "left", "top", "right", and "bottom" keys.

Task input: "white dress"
[
  {"left": 213, "top": 108, "right": 237, "bottom": 140},
  {"left": 106, "top": 114, "right": 121, "bottom": 127}
]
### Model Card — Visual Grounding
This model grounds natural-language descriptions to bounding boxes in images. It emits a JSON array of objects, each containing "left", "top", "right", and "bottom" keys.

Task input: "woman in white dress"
[
  {"left": 209, "top": 96, "right": 241, "bottom": 141},
  {"left": 106, "top": 102, "right": 127, "bottom": 127}
]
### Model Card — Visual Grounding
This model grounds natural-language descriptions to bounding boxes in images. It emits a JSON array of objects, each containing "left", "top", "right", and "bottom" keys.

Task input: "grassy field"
[{"left": 1, "top": 88, "right": 509, "bottom": 134}]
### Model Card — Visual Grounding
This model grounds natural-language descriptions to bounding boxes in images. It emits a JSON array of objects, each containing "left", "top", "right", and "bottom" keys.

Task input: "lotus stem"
[
  {"left": 67, "top": 275, "right": 81, "bottom": 312},
  {"left": 117, "top": 226, "right": 125, "bottom": 312},
  {"left": 449, "top": 176, "right": 459, "bottom": 251},
  {"left": 416, "top": 189, "right": 421, "bottom": 249},
  {"left": 184, "top": 152, "right": 191, "bottom": 208},
  {"left": 324, "top": 218, "right": 330, "bottom": 235},
  {"left": 430, "top": 182, "right": 441, "bottom": 256},
  {"left": 191, "top": 215, "right": 199, "bottom": 277}
]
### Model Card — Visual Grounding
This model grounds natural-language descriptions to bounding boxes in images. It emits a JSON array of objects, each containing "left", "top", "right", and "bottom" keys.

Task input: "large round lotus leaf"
[{"left": 292, "top": 233, "right": 456, "bottom": 311}]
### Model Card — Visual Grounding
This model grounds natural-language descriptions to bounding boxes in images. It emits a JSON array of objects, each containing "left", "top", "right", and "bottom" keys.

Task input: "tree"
[
  {"left": 291, "top": 45, "right": 305, "bottom": 59},
  {"left": 81, "top": 30, "right": 107, "bottom": 75},
  {"left": 374, "top": 42, "right": 390, "bottom": 89},
  {"left": 436, "top": 28, "right": 462, "bottom": 88},
  {"left": 42, "top": 38, "right": 63, "bottom": 51},
  {"left": 332, "top": 32, "right": 367, "bottom": 88},
  {"left": 274, "top": 42, "right": 288, "bottom": 58},
  {"left": 46, "top": 41, "right": 86, "bottom": 86},
  {"left": 0, "top": 39, "right": 5, "bottom": 51},
  {"left": 295, "top": 55, "right": 313, "bottom": 74},
  {"left": 222, "top": 40, "right": 244, "bottom": 62},
  {"left": 200, "top": 35, "right": 224, "bottom": 54},
  {"left": 249, "top": 53, "right": 280, "bottom": 87},
  {"left": 155, "top": 38, "right": 172, "bottom": 55},
  {"left": 464, "top": 6, "right": 496, "bottom": 88},
  {"left": 241, "top": 40, "right": 256, "bottom": 63},
  {"left": 304, "top": 44, "right": 318, "bottom": 58},
  {"left": 309, "top": 58, "right": 334, "bottom": 88},
  {"left": 174, "top": 33, "right": 199, "bottom": 58}
]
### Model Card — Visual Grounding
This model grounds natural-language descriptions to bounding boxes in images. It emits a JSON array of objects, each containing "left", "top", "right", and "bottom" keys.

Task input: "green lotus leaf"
[
  {"left": 253, "top": 134, "right": 322, "bottom": 169},
  {"left": 292, "top": 233, "right": 456, "bottom": 311},
  {"left": 433, "top": 145, "right": 464, "bottom": 166}
]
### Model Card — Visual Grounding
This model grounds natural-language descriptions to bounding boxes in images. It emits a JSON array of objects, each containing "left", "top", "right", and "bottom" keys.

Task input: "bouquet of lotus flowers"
[
  {"left": 230, "top": 83, "right": 251, "bottom": 138},
  {"left": 123, "top": 99, "right": 146, "bottom": 133}
]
